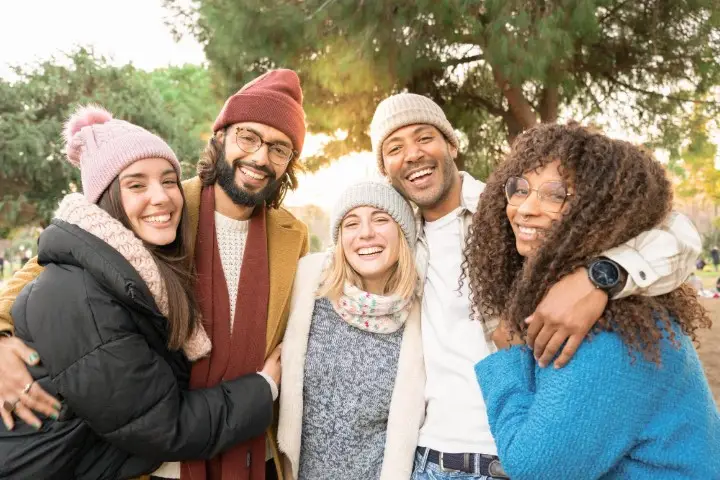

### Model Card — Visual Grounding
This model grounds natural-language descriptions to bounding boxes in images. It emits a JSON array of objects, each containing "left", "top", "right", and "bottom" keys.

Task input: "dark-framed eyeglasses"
[
  {"left": 504, "top": 176, "right": 572, "bottom": 213},
  {"left": 235, "top": 127, "right": 297, "bottom": 165}
]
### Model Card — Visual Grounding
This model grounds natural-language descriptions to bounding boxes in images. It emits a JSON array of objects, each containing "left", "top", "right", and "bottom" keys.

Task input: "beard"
[
  {"left": 215, "top": 148, "right": 282, "bottom": 207},
  {"left": 393, "top": 149, "right": 456, "bottom": 209}
]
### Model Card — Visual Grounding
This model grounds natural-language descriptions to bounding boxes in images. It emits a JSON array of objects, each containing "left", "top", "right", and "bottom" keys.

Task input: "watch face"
[{"left": 590, "top": 260, "right": 620, "bottom": 288}]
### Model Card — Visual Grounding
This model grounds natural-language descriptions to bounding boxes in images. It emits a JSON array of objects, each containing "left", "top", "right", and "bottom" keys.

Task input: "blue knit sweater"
[{"left": 474, "top": 328, "right": 720, "bottom": 479}]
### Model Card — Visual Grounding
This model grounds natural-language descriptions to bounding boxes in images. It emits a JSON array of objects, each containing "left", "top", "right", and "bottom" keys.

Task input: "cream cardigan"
[{"left": 277, "top": 252, "right": 426, "bottom": 480}]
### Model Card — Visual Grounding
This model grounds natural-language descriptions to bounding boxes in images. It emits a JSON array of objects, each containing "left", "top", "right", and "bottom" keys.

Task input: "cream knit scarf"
[
  {"left": 332, "top": 283, "right": 412, "bottom": 334},
  {"left": 54, "top": 193, "right": 210, "bottom": 361}
]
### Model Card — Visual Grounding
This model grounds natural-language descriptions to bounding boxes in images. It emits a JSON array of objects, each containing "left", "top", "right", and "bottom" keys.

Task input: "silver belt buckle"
[
  {"left": 438, "top": 452, "right": 469, "bottom": 472},
  {"left": 489, "top": 458, "right": 510, "bottom": 479}
]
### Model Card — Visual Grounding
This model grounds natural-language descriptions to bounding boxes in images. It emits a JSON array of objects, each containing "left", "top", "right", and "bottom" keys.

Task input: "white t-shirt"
[{"left": 417, "top": 208, "right": 497, "bottom": 455}]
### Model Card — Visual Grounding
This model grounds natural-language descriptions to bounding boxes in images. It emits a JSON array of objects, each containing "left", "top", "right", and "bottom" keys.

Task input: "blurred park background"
[{"left": 0, "top": 1, "right": 719, "bottom": 401}]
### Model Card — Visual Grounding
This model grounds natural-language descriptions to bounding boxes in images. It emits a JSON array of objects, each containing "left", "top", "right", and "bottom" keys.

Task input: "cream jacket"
[{"left": 278, "top": 252, "right": 426, "bottom": 480}]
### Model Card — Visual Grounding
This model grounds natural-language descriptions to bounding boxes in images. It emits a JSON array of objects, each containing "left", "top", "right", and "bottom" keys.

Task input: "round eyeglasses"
[
  {"left": 235, "top": 128, "right": 297, "bottom": 165},
  {"left": 504, "top": 176, "right": 572, "bottom": 213}
]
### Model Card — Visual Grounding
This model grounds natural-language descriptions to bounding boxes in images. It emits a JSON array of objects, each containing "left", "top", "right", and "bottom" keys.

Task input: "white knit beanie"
[
  {"left": 370, "top": 93, "right": 459, "bottom": 175},
  {"left": 330, "top": 180, "right": 416, "bottom": 248}
]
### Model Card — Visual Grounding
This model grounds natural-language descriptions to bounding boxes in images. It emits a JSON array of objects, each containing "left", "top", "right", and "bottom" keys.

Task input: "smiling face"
[
  {"left": 506, "top": 160, "right": 572, "bottom": 257},
  {"left": 215, "top": 121, "right": 292, "bottom": 207},
  {"left": 118, "top": 157, "right": 183, "bottom": 246},
  {"left": 340, "top": 206, "right": 402, "bottom": 293},
  {"left": 381, "top": 124, "right": 459, "bottom": 217}
]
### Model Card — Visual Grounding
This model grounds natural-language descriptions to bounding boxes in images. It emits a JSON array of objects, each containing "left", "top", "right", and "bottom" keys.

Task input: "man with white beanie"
[{"left": 369, "top": 93, "right": 702, "bottom": 479}]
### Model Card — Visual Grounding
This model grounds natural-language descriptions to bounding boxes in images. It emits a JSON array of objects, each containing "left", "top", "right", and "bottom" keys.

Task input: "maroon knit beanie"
[{"left": 212, "top": 69, "right": 306, "bottom": 155}]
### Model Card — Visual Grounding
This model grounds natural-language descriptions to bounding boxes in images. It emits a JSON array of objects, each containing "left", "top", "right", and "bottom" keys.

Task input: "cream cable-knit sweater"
[{"left": 214, "top": 211, "right": 250, "bottom": 331}]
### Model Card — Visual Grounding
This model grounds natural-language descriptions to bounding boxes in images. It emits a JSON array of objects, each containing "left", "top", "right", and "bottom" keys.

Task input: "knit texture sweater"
[
  {"left": 215, "top": 211, "right": 249, "bottom": 329},
  {"left": 474, "top": 327, "right": 720, "bottom": 479},
  {"left": 298, "top": 297, "right": 403, "bottom": 479}
]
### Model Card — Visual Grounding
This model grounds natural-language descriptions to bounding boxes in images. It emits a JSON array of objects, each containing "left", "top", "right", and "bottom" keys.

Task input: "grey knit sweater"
[{"left": 298, "top": 297, "right": 403, "bottom": 479}]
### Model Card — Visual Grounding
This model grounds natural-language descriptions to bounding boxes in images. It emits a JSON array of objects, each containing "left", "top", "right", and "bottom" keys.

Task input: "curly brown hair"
[
  {"left": 196, "top": 131, "right": 299, "bottom": 209},
  {"left": 464, "top": 122, "right": 711, "bottom": 363}
]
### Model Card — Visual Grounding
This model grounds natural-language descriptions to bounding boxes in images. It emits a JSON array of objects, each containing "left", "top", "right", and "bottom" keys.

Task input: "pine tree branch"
[
  {"left": 598, "top": 0, "right": 634, "bottom": 27},
  {"left": 602, "top": 75, "right": 720, "bottom": 105},
  {"left": 465, "top": 93, "right": 506, "bottom": 117},
  {"left": 442, "top": 54, "right": 484, "bottom": 68}
]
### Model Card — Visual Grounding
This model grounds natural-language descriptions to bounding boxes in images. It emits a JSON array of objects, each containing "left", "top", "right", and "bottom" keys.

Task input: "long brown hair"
[
  {"left": 464, "top": 122, "right": 711, "bottom": 363},
  {"left": 196, "top": 131, "right": 299, "bottom": 209},
  {"left": 98, "top": 178, "right": 198, "bottom": 350}
]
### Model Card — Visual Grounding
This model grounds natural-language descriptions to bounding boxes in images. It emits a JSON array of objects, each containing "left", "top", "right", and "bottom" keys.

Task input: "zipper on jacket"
[{"left": 246, "top": 450, "right": 252, "bottom": 468}]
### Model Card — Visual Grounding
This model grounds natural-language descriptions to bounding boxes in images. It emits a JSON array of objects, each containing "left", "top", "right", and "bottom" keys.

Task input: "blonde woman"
[{"left": 278, "top": 181, "right": 425, "bottom": 480}]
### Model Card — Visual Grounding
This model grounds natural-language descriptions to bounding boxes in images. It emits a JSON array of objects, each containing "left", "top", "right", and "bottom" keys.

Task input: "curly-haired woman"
[{"left": 465, "top": 123, "right": 720, "bottom": 479}]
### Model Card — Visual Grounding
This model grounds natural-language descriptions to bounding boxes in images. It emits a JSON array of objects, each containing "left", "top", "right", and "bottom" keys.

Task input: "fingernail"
[
  {"left": 524, "top": 317, "right": 532, "bottom": 324},
  {"left": 49, "top": 412, "right": 58, "bottom": 420},
  {"left": 33, "top": 422, "right": 42, "bottom": 430},
  {"left": 538, "top": 360, "right": 547, "bottom": 368},
  {"left": 54, "top": 403, "right": 61, "bottom": 410},
  {"left": 28, "top": 352, "right": 39, "bottom": 363}
]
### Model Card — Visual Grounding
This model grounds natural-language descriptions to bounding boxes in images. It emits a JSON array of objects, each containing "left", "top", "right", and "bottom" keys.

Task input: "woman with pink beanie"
[{"left": 0, "top": 105, "right": 279, "bottom": 479}]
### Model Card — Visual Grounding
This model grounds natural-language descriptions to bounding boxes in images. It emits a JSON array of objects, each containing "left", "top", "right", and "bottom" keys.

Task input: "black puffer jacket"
[{"left": 0, "top": 220, "right": 273, "bottom": 479}]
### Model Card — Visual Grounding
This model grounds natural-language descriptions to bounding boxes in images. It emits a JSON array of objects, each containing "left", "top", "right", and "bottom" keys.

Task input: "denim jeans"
[{"left": 411, "top": 450, "right": 504, "bottom": 480}]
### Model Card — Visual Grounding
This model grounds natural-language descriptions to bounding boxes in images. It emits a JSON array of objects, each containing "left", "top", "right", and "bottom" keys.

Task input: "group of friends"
[{"left": 0, "top": 69, "right": 718, "bottom": 480}]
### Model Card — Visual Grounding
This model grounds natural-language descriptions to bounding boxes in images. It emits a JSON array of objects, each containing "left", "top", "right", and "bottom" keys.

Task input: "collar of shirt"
[{"left": 413, "top": 171, "right": 486, "bottom": 244}]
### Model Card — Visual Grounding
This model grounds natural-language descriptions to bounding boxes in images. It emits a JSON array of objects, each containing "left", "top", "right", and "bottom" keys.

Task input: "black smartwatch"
[{"left": 587, "top": 257, "right": 623, "bottom": 296}]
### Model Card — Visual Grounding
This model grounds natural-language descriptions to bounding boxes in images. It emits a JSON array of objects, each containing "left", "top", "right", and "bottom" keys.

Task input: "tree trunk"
[
  {"left": 492, "top": 68, "right": 537, "bottom": 131},
  {"left": 454, "top": 151, "right": 466, "bottom": 171},
  {"left": 539, "top": 85, "right": 559, "bottom": 123},
  {"left": 504, "top": 113, "right": 525, "bottom": 145}
]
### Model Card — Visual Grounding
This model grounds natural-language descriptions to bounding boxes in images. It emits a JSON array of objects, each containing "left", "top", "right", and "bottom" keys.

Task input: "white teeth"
[
  {"left": 408, "top": 168, "right": 433, "bottom": 181},
  {"left": 241, "top": 168, "right": 266, "bottom": 180},
  {"left": 518, "top": 226, "right": 537, "bottom": 234},
  {"left": 358, "top": 247, "right": 383, "bottom": 255},
  {"left": 144, "top": 214, "right": 171, "bottom": 224}
]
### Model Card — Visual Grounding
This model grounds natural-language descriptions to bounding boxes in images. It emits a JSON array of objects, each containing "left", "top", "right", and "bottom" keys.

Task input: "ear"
[
  {"left": 215, "top": 129, "right": 225, "bottom": 144},
  {"left": 448, "top": 143, "right": 458, "bottom": 159}
]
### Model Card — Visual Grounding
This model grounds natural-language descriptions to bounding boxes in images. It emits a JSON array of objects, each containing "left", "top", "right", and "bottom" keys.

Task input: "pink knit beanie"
[{"left": 63, "top": 105, "right": 182, "bottom": 203}]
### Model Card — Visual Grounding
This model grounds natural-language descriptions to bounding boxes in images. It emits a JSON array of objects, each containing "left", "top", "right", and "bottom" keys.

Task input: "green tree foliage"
[
  {"left": 309, "top": 234, "right": 323, "bottom": 253},
  {"left": 0, "top": 48, "right": 219, "bottom": 229},
  {"left": 668, "top": 106, "right": 720, "bottom": 205},
  {"left": 166, "top": 0, "right": 720, "bottom": 177}
]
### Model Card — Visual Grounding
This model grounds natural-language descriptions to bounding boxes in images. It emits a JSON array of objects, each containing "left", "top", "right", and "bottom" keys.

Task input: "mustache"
[
  {"left": 401, "top": 161, "right": 436, "bottom": 177},
  {"left": 232, "top": 158, "right": 276, "bottom": 179}
]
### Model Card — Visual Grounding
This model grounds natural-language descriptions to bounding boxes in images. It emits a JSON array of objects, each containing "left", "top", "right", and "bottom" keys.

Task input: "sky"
[{"left": 0, "top": 0, "right": 377, "bottom": 210}]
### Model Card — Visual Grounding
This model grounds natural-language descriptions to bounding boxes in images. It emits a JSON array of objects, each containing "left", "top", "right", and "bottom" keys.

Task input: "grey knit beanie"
[
  {"left": 331, "top": 180, "right": 416, "bottom": 248},
  {"left": 370, "top": 93, "right": 459, "bottom": 175}
]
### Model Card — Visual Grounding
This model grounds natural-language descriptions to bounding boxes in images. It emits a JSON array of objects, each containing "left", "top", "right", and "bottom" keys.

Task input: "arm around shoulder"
[
  {"left": 0, "top": 256, "right": 44, "bottom": 334},
  {"left": 602, "top": 211, "right": 700, "bottom": 298},
  {"left": 44, "top": 275, "right": 273, "bottom": 461}
]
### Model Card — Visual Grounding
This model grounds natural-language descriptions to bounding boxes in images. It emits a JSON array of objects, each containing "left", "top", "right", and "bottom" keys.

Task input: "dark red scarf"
[{"left": 181, "top": 186, "right": 269, "bottom": 480}]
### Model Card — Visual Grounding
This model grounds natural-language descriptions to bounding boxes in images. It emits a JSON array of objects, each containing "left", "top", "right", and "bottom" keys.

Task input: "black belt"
[{"left": 419, "top": 447, "right": 509, "bottom": 478}]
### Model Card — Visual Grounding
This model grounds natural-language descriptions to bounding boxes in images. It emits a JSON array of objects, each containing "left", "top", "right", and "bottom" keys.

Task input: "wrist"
[
  {"left": 587, "top": 257, "right": 625, "bottom": 298},
  {"left": 257, "top": 371, "right": 279, "bottom": 401}
]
